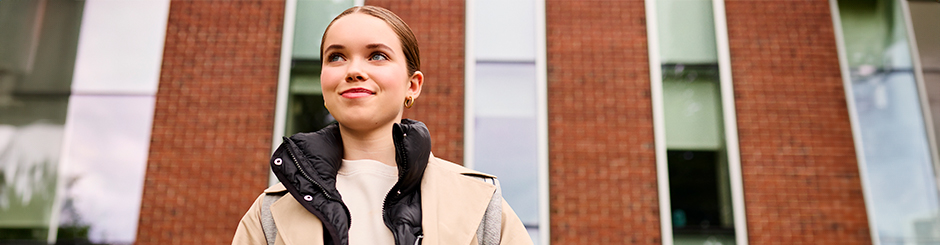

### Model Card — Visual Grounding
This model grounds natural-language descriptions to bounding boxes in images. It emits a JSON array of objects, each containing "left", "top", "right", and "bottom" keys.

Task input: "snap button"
[
  {"left": 303, "top": 195, "right": 313, "bottom": 201},
  {"left": 274, "top": 158, "right": 282, "bottom": 165}
]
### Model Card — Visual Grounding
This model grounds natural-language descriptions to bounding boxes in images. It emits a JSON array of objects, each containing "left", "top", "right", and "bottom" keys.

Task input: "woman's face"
[{"left": 320, "top": 13, "right": 422, "bottom": 132}]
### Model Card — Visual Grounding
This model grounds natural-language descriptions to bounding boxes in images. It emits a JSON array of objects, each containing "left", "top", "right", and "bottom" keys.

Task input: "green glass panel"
[
  {"left": 838, "top": 0, "right": 913, "bottom": 69},
  {"left": 292, "top": 0, "right": 355, "bottom": 60},
  {"left": 286, "top": 60, "right": 332, "bottom": 136},
  {"left": 0, "top": 0, "right": 83, "bottom": 241},
  {"left": 663, "top": 66, "right": 723, "bottom": 150},
  {"left": 657, "top": 0, "right": 718, "bottom": 64}
]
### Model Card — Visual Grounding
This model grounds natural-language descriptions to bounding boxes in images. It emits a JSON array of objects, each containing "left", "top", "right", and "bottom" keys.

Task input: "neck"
[{"left": 338, "top": 121, "right": 398, "bottom": 167}]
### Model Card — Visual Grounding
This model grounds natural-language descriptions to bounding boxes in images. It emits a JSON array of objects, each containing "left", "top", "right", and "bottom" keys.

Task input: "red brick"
[
  {"left": 366, "top": 0, "right": 466, "bottom": 164},
  {"left": 726, "top": 0, "right": 871, "bottom": 244},
  {"left": 546, "top": 0, "right": 661, "bottom": 244},
  {"left": 137, "top": 1, "right": 284, "bottom": 244}
]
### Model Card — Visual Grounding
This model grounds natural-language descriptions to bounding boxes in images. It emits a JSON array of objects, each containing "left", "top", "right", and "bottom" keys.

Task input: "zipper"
[
  {"left": 283, "top": 138, "right": 353, "bottom": 235},
  {"left": 383, "top": 129, "right": 411, "bottom": 245},
  {"left": 284, "top": 143, "right": 335, "bottom": 201}
]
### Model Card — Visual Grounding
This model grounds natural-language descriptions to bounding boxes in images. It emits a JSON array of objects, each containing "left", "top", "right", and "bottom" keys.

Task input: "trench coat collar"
[
  {"left": 265, "top": 183, "right": 325, "bottom": 245},
  {"left": 263, "top": 155, "right": 496, "bottom": 245},
  {"left": 420, "top": 155, "right": 497, "bottom": 245}
]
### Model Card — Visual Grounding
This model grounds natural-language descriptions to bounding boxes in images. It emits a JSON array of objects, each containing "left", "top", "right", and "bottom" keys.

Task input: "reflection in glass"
[
  {"left": 473, "top": 0, "right": 537, "bottom": 61},
  {"left": 471, "top": 1, "right": 544, "bottom": 243},
  {"left": 655, "top": 0, "right": 738, "bottom": 243},
  {"left": 56, "top": 96, "right": 155, "bottom": 244},
  {"left": 71, "top": 0, "right": 169, "bottom": 95},
  {"left": 662, "top": 65, "right": 735, "bottom": 244},
  {"left": 837, "top": 0, "right": 940, "bottom": 243},
  {"left": 285, "top": 60, "right": 333, "bottom": 136},
  {"left": 292, "top": 0, "right": 355, "bottom": 60},
  {"left": 908, "top": 1, "right": 940, "bottom": 182},
  {"left": 472, "top": 62, "right": 540, "bottom": 243},
  {"left": 0, "top": 122, "right": 63, "bottom": 241},
  {"left": 0, "top": 0, "right": 83, "bottom": 241},
  {"left": 282, "top": 0, "right": 351, "bottom": 136}
]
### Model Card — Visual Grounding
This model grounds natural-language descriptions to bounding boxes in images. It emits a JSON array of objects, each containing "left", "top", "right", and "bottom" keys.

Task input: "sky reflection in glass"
[{"left": 58, "top": 95, "right": 155, "bottom": 243}]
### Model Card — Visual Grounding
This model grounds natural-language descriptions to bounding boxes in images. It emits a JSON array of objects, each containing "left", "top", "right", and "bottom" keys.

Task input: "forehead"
[{"left": 324, "top": 13, "right": 402, "bottom": 51}]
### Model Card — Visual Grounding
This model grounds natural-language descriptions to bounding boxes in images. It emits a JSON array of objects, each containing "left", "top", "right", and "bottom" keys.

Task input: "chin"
[{"left": 335, "top": 112, "right": 401, "bottom": 132}]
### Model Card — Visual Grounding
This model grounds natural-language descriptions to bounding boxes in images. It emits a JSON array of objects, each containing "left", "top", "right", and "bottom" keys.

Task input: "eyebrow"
[
  {"left": 366, "top": 43, "right": 393, "bottom": 51},
  {"left": 323, "top": 43, "right": 392, "bottom": 53},
  {"left": 324, "top": 44, "right": 345, "bottom": 52}
]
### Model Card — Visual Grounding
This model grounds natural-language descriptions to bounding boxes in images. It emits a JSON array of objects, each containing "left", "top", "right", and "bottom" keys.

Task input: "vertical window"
[
  {"left": 649, "top": 0, "right": 745, "bottom": 244},
  {"left": 908, "top": 0, "right": 940, "bottom": 177},
  {"left": 0, "top": 0, "right": 83, "bottom": 242},
  {"left": 467, "top": 0, "right": 546, "bottom": 243},
  {"left": 58, "top": 0, "right": 169, "bottom": 242},
  {"left": 0, "top": 0, "right": 169, "bottom": 243},
  {"left": 834, "top": 0, "right": 940, "bottom": 243},
  {"left": 279, "top": 0, "right": 354, "bottom": 137}
]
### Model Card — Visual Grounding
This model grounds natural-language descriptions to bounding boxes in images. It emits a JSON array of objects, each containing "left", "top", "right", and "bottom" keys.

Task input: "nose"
[{"left": 345, "top": 59, "right": 368, "bottom": 82}]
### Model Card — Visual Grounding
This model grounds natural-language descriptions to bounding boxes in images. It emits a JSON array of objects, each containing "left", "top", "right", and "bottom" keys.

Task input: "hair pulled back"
[{"left": 320, "top": 6, "right": 421, "bottom": 76}]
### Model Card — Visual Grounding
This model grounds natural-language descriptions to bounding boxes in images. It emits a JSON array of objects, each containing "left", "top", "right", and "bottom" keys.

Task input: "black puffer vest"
[{"left": 269, "top": 119, "right": 431, "bottom": 245}]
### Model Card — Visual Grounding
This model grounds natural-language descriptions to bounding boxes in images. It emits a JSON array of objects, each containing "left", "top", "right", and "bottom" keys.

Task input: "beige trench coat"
[{"left": 232, "top": 156, "right": 533, "bottom": 245}]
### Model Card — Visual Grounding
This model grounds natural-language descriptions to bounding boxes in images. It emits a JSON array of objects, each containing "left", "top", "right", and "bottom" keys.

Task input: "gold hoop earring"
[{"left": 404, "top": 96, "right": 415, "bottom": 109}]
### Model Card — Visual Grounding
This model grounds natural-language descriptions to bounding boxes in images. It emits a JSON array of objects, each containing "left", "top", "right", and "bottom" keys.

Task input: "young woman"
[{"left": 233, "top": 6, "right": 531, "bottom": 245}]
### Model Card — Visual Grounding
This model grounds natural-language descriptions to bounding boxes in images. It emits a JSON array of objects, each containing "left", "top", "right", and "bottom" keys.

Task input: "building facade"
[{"left": 0, "top": 0, "right": 938, "bottom": 244}]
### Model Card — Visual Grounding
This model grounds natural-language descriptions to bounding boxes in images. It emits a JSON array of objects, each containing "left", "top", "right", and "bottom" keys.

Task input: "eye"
[
  {"left": 327, "top": 53, "right": 346, "bottom": 62},
  {"left": 369, "top": 52, "right": 389, "bottom": 61}
]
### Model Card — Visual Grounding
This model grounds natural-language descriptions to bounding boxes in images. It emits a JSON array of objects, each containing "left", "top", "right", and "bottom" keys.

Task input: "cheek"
[
  {"left": 320, "top": 67, "right": 344, "bottom": 90},
  {"left": 374, "top": 67, "right": 410, "bottom": 92}
]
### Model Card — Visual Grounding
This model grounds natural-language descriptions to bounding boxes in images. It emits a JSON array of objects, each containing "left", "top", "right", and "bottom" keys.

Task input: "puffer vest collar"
[{"left": 269, "top": 119, "right": 431, "bottom": 245}]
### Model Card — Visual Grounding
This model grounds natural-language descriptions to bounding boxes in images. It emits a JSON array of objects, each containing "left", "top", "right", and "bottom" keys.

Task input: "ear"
[{"left": 407, "top": 71, "right": 424, "bottom": 99}]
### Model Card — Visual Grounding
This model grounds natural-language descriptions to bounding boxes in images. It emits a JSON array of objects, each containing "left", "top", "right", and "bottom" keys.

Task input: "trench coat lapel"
[
  {"left": 269, "top": 190, "right": 325, "bottom": 245},
  {"left": 421, "top": 157, "right": 497, "bottom": 245}
]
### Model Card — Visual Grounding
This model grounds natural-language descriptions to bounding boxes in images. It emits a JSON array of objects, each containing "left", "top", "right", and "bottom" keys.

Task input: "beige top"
[{"left": 336, "top": 159, "right": 398, "bottom": 245}]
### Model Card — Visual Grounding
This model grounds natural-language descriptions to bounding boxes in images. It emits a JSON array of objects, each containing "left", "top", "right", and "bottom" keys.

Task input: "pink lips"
[{"left": 341, "top": 88, "right": 375, "bottom": 99}]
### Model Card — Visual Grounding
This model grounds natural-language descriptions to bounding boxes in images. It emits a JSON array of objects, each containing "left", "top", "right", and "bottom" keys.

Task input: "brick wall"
[
  {"left": 366, "top": 0, "right": 466, "bottom": 164},
  {"left": 546, "top": 0, "right": 661, "bottom": 243},
  {"left": 136, "top": 1, "right": 284, "bottom": 244},
  {"left": 725, "top": 1, "right": 871, "bottom": 244}
]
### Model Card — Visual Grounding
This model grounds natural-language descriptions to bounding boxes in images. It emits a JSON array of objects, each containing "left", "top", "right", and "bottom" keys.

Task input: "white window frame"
[
  {"left": 828, "top": 0, "right": 939, "bottom": 244},
  {"left": 464, "top": 0, "right": 550, "bottom": 244},
  {"left": 271, "top": 0, "right": 364, "bottom": 185},
  {"left": 645, "top": 0, "right": 748, "bottom": 244}
]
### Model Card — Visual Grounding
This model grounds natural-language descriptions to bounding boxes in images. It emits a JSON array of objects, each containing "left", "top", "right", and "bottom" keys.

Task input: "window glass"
[
  {"left": 907, "top": 1, "right": 939, "bottom": 70},
  {"left": 0, "top": 0, "right": 82, "bottom": 241},
  {"left": 473, "top": 62, "right": 539, "bottom": 226},
  {"left": 663, "top": 65, "right": 722, "bottom": 150},
  {"left": 667, "top": 150, "right": 735, "bottom": 245},
  {"left": 837, "top": 0, "right": 940, "bottom": 243},
  {"left": 286, "top": 60, "right": 333, "bottom": 135},
  {"left": 473, "top": 0, "right": 536, "bottom": 61},
  {"left": 292, "top": 0, "right": 355, "bottom": 60},
  {"left": 656, "top": 0, "right": 717, "bottom": 64},
  {"left": 655, "top": 0, "right": 738, "bottom": 244},
  {"left": 908, "top": 0, "right": 940, "bottom": 179},
  {"left": 474, "top": 63, "right": 537, "bottom": 118},
  {"left": 57, "top": 96, "right": 155, "bottom": 244},
  {"left": 471, "top": 2, "right": 543, "bottom": 243},
  {"left": 281, "top": 0, "right": 352, "bottom": 136},
  {"left": 71, "top": 0, "right": 170, "bottom": 95}
]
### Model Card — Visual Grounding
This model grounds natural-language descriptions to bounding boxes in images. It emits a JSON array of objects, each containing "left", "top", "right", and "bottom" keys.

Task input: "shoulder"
[
  {"left": 427, "top": 154, "right": 496, "bottom": 179},
  {"left": 263, "top": 182, "right": 287, "bottom": 194}
]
